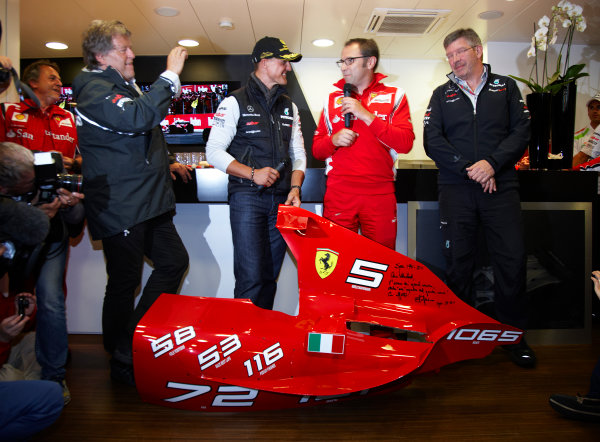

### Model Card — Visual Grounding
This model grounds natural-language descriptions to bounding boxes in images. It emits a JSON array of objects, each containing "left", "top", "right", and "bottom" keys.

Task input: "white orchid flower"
[
  {"left": 571, "top": 5, "right": 583, "bottom": 17},
  {"left": 535, "top": 26, "right": 549, "bottom": 39},
  {"left": 517, "top": 1, "right": 587, "bottom": 94},
  {"left": 527, "top": 36, "right": 537, "bottom": 58},
  {"left": 559, "top": 0, "right": 574, "bottom": 12},
  {"left": 537, "top": 36, "right": 548, "bottom": 52}
]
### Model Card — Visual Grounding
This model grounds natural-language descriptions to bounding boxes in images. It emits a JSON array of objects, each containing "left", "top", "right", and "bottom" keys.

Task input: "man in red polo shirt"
[{"left": 0, "top": 60, "right": 80, "bottom": 172}]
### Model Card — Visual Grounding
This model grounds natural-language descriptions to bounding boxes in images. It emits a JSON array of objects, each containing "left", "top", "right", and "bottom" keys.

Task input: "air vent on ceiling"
[{"left": 365, "top": 8, "right": 450, "bottom": 36}]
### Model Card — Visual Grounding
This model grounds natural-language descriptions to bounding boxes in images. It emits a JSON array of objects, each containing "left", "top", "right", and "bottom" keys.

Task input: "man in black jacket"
[
  {"left": 73, "top": 20, "right": 189, "bottom": 384},
  {"left": 423, "top": 28, "right": 535, "bottom": 368},
  {"left": 206, "top": 37, "right": 306, "bottom": 310}
]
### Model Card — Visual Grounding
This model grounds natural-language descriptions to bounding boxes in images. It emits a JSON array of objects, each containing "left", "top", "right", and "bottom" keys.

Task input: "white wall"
[{"left": 294, "top": 42, "right": 600, "bottom": 161}]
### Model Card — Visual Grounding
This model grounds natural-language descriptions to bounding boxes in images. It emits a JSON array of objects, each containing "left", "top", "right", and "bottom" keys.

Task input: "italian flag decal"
[{"left": 307, "top": 333, "right": 345, "bottom": 354}]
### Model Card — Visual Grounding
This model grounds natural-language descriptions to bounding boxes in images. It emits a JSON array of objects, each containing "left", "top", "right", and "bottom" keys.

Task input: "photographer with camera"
[
  {"left": 0, "top": 195, "right": 47, "bottom": 382},
  {"left": 0, "top": 218, "right": 64, "bottom": 440},
  {"left": 0, "top": 141, "right": 83, "bottom": 405},
  {"left": 0, "top": 290, "right": 38, "bottom": 380}
]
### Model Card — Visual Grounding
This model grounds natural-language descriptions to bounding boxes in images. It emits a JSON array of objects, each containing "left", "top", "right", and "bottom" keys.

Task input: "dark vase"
[
  {"left": 550, "top": 82, "right": 577, "bottom": 169},
  {"left": 526, "top": 92, "right": 552, "bottom": 169}
]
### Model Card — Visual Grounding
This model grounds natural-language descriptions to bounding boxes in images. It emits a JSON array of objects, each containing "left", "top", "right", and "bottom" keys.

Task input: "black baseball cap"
[{"left": 251, "top": 37, "right": 302, "bottom": 63}]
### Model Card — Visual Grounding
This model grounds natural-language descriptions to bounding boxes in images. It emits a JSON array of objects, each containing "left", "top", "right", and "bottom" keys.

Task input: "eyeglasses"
[
  {"left": 445, "top": 46, "right": 476, "bottom": 61},
  {"left": 336, "top": 56, "right": 370, "bottom": 68}
]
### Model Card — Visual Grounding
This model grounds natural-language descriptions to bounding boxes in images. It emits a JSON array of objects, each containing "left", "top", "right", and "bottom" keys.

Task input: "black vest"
[{"left": 227, "top": 77, "right": 294, "bottom": 195}]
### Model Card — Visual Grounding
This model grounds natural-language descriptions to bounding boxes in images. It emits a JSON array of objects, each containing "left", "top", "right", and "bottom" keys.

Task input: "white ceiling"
[{"left": 19, "top": 0, "right": 600, "bottom": 61}]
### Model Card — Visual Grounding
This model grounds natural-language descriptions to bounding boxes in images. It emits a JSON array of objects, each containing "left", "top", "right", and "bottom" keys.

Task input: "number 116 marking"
[{"left": 243, "top": 342, "right": 283, "bottom": 377}]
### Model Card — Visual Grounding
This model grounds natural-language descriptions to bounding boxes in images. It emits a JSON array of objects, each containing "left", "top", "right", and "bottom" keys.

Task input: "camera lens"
[
  {"left": 57, "top": 173, "right": 83, "bottom": 193},
  {"left": 0, "top": 67, "right": 11, "bottom": 83}
]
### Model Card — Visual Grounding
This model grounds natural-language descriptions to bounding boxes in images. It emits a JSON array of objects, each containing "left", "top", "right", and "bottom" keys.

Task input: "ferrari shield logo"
[{"left": 315, "top": 248, "right": 339, "bottom": 279}]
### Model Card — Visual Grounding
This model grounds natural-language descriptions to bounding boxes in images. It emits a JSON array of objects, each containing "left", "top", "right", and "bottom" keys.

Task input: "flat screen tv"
[{"left": 57, "top": 81, "right": 241, "bottom": 134}]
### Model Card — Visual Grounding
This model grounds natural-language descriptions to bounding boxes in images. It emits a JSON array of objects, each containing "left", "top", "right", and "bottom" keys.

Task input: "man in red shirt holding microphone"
[{"left": 312, "top": 38, "right": 414, "bottom": 249}]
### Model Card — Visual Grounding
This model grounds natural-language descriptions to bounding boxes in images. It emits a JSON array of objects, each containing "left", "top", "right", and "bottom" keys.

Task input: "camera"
[
  {"left": 34, "top": 152, "right": 82, "bottom": 204},
  {"left": 0, "top": 236, "right": 44, "bottom": 280},
  {"left": 17, "top": 295, "right": 29, "bottom": 317},
  {"left": 0, "top": 67, "right": 13, "bottom": 93},
  {"left": 0, "top": 66, "right": 11, "bottom": 84}
]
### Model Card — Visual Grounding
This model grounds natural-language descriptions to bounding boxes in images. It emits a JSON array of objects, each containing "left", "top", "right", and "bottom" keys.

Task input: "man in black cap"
[{"left": 206, "top": 36, "right": 306, "bottom": 310}]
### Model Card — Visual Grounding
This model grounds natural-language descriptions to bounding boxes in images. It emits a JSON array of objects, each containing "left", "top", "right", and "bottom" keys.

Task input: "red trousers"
[{"left": 323, "top": 187, "right": 397, "bottom": 249}]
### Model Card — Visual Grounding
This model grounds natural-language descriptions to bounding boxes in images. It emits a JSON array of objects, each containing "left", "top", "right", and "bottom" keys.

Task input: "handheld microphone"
[
  {"left": 343, "top": 83, "right": 354, "bottom": 128},
  {"left": 257, "top": 159, "right": 289, "bottom": 194}
]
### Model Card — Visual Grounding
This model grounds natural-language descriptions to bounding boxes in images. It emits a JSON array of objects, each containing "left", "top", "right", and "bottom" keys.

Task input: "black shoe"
[
  {"left": 59, "top": 379, "right": 71, "bottom": 405},
  {"left": 110, "top": 358, "right": 136, "bottom": 386},
  {"left": 503, "top": 339, "right": 537, "bottom": 368},
  {"left": 549, "top": 394, "right": 600, "bottom": 422}
]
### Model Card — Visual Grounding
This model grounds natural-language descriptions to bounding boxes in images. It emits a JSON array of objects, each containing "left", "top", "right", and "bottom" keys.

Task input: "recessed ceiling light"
[
  {"left": 46, "top": 42, "right": 68, "bottom": 50},
  {"left": 312, "top": 39, "right": 334, "bottom": 47},
  {"left": 178, "top": 39, "right": 199, "bottom": 47},
  {"left": 478, "top": 10, "right": 504, "bottom": 20},
  {"left": 155, "top": 7, "right": 180, "bottom": 17},
  {"left": 219, "top": 18, "right": 234, "bottom": 30}
]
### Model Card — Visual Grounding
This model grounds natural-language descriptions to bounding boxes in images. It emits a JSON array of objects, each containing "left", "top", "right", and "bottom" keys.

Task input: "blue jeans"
[
  {"left": 229, "top": 191, "right": 288, "bottom": 310},
  {"left": 0, "top": 380, "right": 64, "bottom": 440},
  {"left": 35, "top": 239, "right": 69, "bottom": 382}
]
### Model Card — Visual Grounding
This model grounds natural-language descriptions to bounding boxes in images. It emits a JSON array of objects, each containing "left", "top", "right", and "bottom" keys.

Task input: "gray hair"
[
  {"left": 82, "top": 20, "right": 131, "bottom": 69},
  {"left": 443, "top": 28, "right": 482, "bottom": 49},
  {"left": 0, "top": 142, "right": 34, "bottom": 190}
]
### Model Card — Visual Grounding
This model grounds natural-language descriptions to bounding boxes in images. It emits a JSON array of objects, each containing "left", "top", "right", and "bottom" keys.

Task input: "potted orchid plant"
[
  {"left": 511, "top": 1, "right": 589, "bottom": 169},
  {"left": 510, "top": 0, "right": 588, "bottom": 94}
]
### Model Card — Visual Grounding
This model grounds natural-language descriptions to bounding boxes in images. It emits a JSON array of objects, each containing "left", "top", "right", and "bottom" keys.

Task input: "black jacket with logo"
[
  {"left": 72, "top": 66, "right": 176, "bottom": 240},
  {"left": 227, "top": 75, "right": 294, "bottom": 195},
  {"left": 423, "top": 64, "right": 530, "bottom": 186}
]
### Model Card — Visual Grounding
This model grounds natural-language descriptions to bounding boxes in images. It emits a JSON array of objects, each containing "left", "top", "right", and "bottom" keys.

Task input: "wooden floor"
[{"left": 33, "top": 326, "right": 600, "bottom": 442}]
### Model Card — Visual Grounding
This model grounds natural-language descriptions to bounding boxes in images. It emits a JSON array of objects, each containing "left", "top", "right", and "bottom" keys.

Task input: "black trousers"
[
  {"left": 101, "top": 212, "right": 189, "bottom": 363},
  {"left": 439, "top": 184, "right": 528, "bottom": 329}
]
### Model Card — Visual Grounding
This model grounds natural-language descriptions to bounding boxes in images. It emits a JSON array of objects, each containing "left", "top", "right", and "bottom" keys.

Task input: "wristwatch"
[{"left": 290, "top": 185, "right": 302, "bottom": 198}]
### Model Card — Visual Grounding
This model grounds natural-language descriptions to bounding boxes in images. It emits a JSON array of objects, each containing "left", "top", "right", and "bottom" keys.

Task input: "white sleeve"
[
  {"left": 159, "top": 70, "right": 182, "bottom": 97},
  {"left": 289, "top": 102, "right": 307, "bottom": 173},
  {"left": 582, "top": 131, "right": 600, "bottom": 158},
  {"left": 205, "top": 96, "right": 240, "bottom": 173}
]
